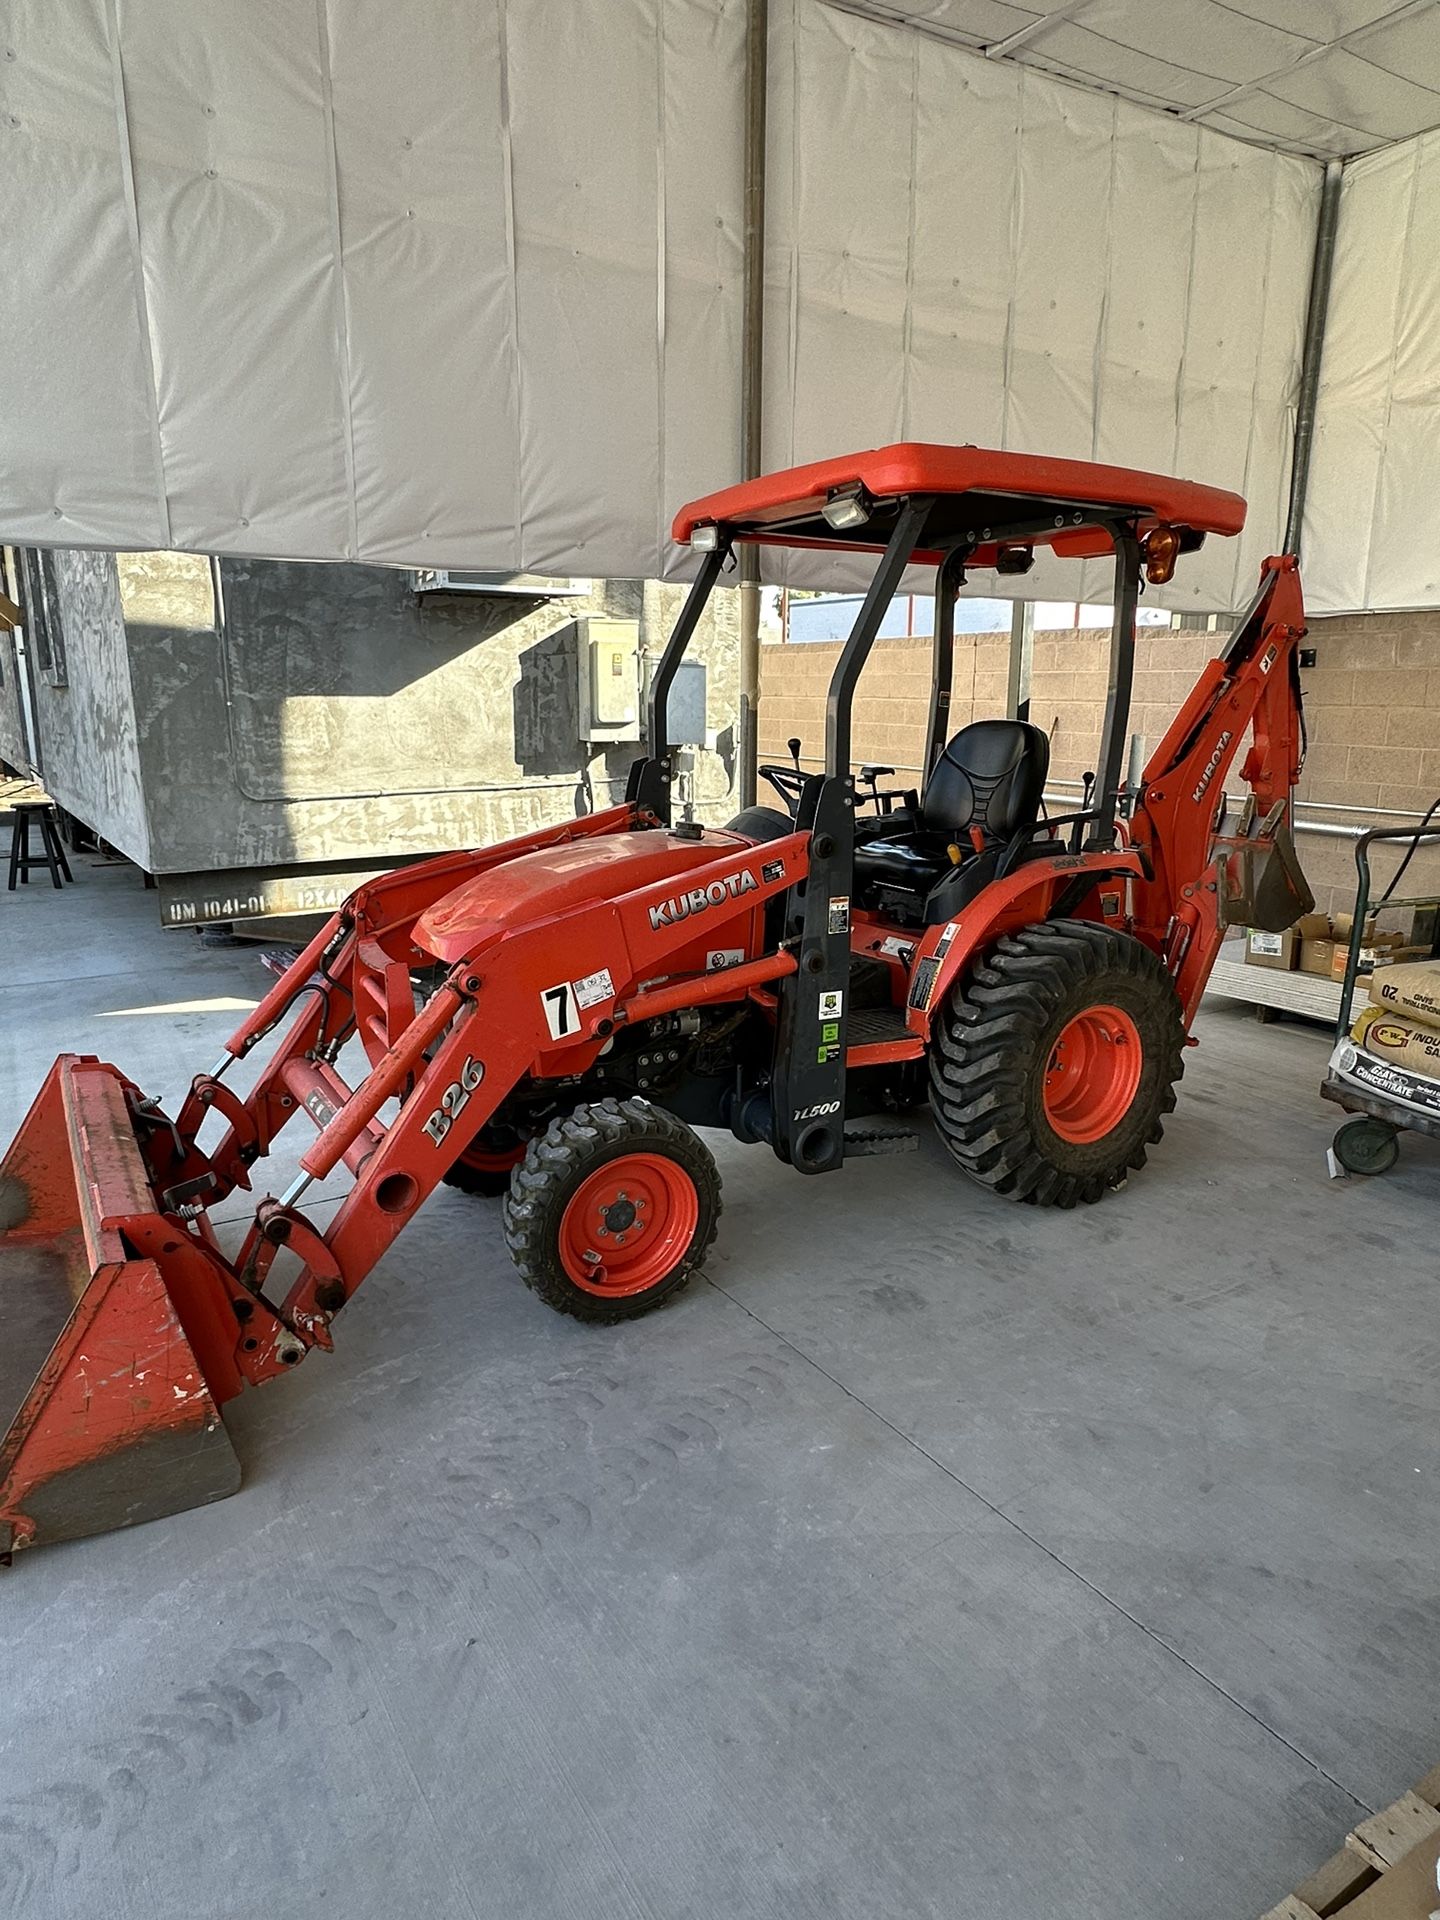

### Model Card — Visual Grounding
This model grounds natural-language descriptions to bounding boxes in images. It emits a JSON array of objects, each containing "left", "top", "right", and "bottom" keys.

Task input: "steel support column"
[
  {"left": 1005, "top": 598, "right": 1034, "bottom": 723},
  {"left": 736, "top": 0, "right": 769, "bottom": 809},
  {"left": 1283, "top": 158, "right": 1343, "bottom": 557}
]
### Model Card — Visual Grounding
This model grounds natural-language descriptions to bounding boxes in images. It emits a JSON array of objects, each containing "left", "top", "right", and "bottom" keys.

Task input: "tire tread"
[
  {"left": 502, "top": 1096, "right": 721, "bottom": 1323},
  {"left": 927, "top": 918, "right": 1186, "bottom": 1209}
]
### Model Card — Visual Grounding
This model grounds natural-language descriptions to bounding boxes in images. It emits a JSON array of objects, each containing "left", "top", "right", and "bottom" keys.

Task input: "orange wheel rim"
[
  {"left": 1042, "top": 1003, "right": 1143, "bottom": 1145},
  {"left": 558, "top": 1153, "right": 700, "bottom": 1297}
]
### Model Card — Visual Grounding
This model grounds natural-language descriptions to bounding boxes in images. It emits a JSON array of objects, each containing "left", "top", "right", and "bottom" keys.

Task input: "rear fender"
[{"left": 904, "top": 850, "right": 1147, "bottom": 1037}]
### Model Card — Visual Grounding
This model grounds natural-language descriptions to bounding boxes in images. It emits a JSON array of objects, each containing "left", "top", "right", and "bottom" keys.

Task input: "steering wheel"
[
  {"left": 759, "top": 738, "right": 809, "bottom": 819},
  {"left": 759, "top": 765, "right": 808, "bottom": 816}
]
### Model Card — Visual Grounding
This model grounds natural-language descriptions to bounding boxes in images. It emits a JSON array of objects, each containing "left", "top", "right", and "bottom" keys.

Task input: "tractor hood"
[{"left": 414, "top": 828, "right": 750, "bottom": 964}]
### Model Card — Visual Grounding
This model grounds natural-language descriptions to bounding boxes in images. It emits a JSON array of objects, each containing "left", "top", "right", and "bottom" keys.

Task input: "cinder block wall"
[
  {"left": 759, "top": 611, "right": 1440, "bottom": 919},
  {"left": 757, "top": 625, "right": 1209, "bottom": 788},
  {"left": 1290, "top": 612, "right": 1440, "bottom": 917}
]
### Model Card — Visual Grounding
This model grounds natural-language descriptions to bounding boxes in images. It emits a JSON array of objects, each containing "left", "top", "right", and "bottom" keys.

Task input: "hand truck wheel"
[{"left": 1332, "top": 1115, "right": 1400, "bottom": 1177}]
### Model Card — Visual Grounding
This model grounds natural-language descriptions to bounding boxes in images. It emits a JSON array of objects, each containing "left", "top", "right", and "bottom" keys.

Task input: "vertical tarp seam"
[
  {"left": 497, "top": 0, "right": 526, "bottom": 560},
  {"left": 999, "top": 66, "right": 1025, "bottom": 447},
  {"left": 655, "top": 0, "right": 669, "bottom": 572},
  {"left": 899, "top": 31, "right": 919, "bottom": 437},
  {"left": 314, "top": 0, "right": 360, "bottom": 561},
  {"left": 1360, "top": 139, "right": 1422, "bottom": 610},
  {"left": 1169, "top": 128, "right": 1203, "bottom": 476},
  {"left": 1229, "top": 150, "right": 1283, "bottom": 607},
  {"left": 1089, "top": 98, "right": 1117, "bottom": 461},
  {"left": 786, "top": 0, "right": 800, "bottom": 468},
  {"left": 102, "top": 0, "right": 171, "bottom": 547},
  {"left": 1081, "top": 95, "right": 1119, "bottom": 603}
]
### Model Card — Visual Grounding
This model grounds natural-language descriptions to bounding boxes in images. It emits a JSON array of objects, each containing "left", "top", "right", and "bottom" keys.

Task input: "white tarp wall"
[
  {"left": 2, "top": 0, "right": 1319, "bottom": 609},
  {"left": 0, "top": 0, "right": 745, "bottom": 578},
  {"left": 1303, "top": 126, "right": 1440, "bottom": 614},
  {"left": 764, "top": 0, "right": 1320, "bottom": 610}
]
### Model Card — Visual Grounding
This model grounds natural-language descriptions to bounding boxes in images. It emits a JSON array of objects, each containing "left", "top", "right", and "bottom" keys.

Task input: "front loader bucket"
[{"left": 0, "top": 1057, "right": 240, "bottom": 1557}]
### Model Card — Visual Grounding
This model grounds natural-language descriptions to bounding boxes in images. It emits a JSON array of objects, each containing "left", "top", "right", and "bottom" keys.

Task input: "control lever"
[
  {"left": 856, "top": 763, "right": 896, "bottom": 812},
  {"left": 1072, "top": 770, "right": 1096, "bottom": 851}
]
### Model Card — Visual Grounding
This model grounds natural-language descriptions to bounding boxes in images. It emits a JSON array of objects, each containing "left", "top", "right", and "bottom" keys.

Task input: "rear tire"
[
  {"left": 503, "top": 1097, "right": 721, "bottom": 1322},
  {"left": 724, "top": 805, "right": 794, "bottom": 842},
  {"left": 443, "top": 1126, "right": 526, "bottom": 1198},
  {"left": 928, "top": 918, "right": 1185, "bottom": 1207}
]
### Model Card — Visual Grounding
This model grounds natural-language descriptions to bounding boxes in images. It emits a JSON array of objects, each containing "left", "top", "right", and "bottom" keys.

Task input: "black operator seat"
[{"left": 852, "top": 718, "right": 1051, "bottom": 927}]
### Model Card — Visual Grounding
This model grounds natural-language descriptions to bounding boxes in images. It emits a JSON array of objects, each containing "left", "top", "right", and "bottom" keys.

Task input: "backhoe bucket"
[
  {"left": 1218, "top": 803, "right": 1315, "bottom": 933},
  {"left": 0, "top": 1057, "right": 239, "bottom": 1557}
]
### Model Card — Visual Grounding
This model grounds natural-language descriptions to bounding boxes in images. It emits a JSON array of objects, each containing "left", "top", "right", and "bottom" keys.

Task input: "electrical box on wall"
[{"left": 577, "top": 617, "right": 641, "bottom": 743}]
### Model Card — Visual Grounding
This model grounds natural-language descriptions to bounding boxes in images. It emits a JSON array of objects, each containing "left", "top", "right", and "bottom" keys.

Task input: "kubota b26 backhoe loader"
[{"left": 0, "top": 443, "right": 1312, "bottom": 1556}]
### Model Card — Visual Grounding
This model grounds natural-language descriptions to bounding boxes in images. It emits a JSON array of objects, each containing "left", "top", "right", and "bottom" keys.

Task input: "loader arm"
[{"left": 1128, "top": 554, "right": 1311, "bottom": 1018}]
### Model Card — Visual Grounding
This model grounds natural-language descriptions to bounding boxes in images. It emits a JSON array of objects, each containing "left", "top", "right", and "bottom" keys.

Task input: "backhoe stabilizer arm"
[{"left": 1128, "top": 555, "right": 1310, "bottom": 1014}]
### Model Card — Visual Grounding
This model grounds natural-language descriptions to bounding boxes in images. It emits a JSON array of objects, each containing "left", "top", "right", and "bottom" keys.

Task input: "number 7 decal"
[{"left": 541, "top": 981, "right": 579, "bottom": 1039}]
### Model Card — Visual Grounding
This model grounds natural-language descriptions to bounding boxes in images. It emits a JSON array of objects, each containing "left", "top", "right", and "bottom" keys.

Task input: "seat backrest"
[{"left": 922, "top": 719, "right": 1050, "bottom": 843}]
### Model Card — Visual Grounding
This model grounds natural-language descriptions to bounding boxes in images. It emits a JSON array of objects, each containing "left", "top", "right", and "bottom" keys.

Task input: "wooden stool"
[{"left": 7, "top": 802, "right": 73, "bottom": 891}]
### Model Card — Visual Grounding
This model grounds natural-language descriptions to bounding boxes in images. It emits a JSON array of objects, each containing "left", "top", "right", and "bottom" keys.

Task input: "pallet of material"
[
  {"left": 1205, "top": 950, "right": 1345, "bottom": 1025},
  {"left": 1261, "top": 1765, "right": 1440, "bottom": 1918}
]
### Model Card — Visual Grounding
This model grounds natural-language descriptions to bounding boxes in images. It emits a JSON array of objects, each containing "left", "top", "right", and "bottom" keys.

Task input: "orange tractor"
[{"left": 0, "top": 443, "right": 1312, "bottom": 1556}]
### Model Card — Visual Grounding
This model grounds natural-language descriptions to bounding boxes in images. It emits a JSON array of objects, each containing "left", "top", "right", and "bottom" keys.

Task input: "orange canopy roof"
[{"left": 672, "top": 442, "right": 1246, "bottom": 565}]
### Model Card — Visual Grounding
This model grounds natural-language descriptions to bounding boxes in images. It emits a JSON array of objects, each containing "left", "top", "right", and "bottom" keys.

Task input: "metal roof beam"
[
  {"left": 1176, "top": 0, "right": 1439, "bottom": 124},
  {"left": 984, "top": 0, "right": 1093, "bottom": 61}
]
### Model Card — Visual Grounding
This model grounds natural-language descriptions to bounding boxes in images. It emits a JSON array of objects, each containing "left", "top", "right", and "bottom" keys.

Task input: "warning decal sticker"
[{"left": 574, "top": 967, "right": 615, "bottom": 1009}]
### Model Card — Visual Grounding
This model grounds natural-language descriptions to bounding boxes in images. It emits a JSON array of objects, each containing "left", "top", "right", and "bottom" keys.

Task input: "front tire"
[
  {"left": 502, "top": 1097, "right": 721, "bottom": 1322},
  {"left": 928, "top": 918, "right": 1185, "bottom": 1207}
]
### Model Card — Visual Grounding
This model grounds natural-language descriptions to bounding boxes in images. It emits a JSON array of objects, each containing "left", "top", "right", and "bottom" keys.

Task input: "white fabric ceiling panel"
[
  {"left": 113, "top": 0, "right": 353, "bottom": 558},
  {"left": 764, "top": 0, "right": 1320, "bottom": 609},
  {"left": 654, "top": 2, "right": 749, "bottom": 564},
  {"left": 832, "top": 2, "right": 1440, "bottom": 160},
  {"left": 0, "top": 0, "right": 744, "bottom": 578},
  {"left": 1001, "top": 71, "right": 1114, "bottom": 467},
  {"left": 764, "top": 9, "right": 912, "bottom": 468},
  {"left": 0, "top": 0, "right": 169, "bottom": 548},
  {"left": 904, "top": 52, "right": 1019, "bottom": 452},
  {"left": 0, "top": 0, "right": 1357, "bottom": 610},
  {"left": 505, "top": 0, "right": 744, "bottom": 577},
  {"left": 324, "top": 0, "right": 518, "bottom": 564},
  {"left": 1303, "top": 128, "right": 1440, "bottom": 611}
]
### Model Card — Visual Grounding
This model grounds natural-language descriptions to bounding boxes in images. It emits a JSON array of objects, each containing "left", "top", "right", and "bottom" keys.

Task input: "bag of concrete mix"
[
  {"left": 1367, "top": 958, "right": 1440, "bottom": 1027},
  {"left": 1352, "top": 1003, "right": 1440, "bottom": 1081}
]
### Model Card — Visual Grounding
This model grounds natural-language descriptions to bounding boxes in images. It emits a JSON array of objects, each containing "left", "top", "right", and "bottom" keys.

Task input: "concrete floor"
[{"left": 2, "top": 857, "right": 1438, "bottom": 1920}]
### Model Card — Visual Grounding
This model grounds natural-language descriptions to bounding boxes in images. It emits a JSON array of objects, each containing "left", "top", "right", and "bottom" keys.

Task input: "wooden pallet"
[
  {"left": 1205, "top": 951, "right": 1346, "bottom": 1028},
  {"left": 1261, "top": 1765, "right": 1440, "bottom": 1918}
]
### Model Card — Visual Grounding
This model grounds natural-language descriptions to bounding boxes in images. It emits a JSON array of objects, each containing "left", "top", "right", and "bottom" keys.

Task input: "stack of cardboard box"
[{"left": 1245, "top": 904, "right": 1437, "bottom": 981}]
